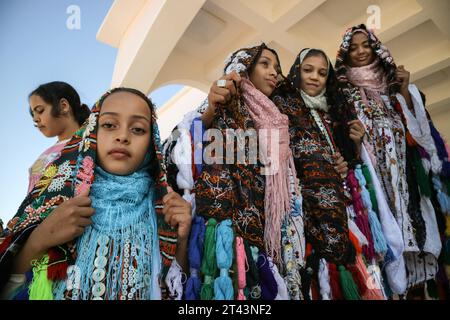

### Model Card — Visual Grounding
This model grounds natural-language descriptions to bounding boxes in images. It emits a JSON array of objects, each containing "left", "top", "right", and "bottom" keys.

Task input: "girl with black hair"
[{"left": 27, "top": 81, "right": 91, "bottom": 193}]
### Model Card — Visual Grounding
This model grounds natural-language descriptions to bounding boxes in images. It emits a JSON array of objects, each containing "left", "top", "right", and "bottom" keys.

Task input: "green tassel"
[
  {"left": 29, "top": 254, "right": 54, "bottom": 300},
  {"left": 361, "top": 165, "right": 378, "bottom": 213},
  {"left": 413, "top": 149, "right": 432, "bottom": 197},
  {"left": 200, "top": 218, "right": 218, "bottom": 300},
  {"left": 426, "top": 280, "right": 439, "bottom": 299},
  {"left": 338, "top": 265, "right": 360, "bottom": 300}
]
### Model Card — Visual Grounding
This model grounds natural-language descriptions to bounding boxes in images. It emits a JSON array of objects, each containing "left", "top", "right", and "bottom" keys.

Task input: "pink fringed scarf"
[
  {"left": 241, "top": 78, "right": 298, "bottom": 262},
  {"left": 346, "top": 57, "right": 388, "bottom": 110}
]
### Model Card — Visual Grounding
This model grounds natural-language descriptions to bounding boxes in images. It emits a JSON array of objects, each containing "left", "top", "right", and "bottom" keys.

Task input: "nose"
[
  {"left": 357, "top": 46, "right": 365, "bottom": 55},
  {"left": 310, "top": 71, "right": 319, "bottom": 80},
  {"left": 33, "top": 114, "right": 40, "bottom": 124},
  {"left": 269, "top": 65, "right": 278, "bottom": 78},
  {"left": 115, "top": 129, "right": 130, "bottom": 144}
]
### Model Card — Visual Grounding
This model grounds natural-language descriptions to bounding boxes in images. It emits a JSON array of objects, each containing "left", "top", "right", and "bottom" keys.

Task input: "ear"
[{"left": 59, "top": 98, "right": 71, "bottom": 115}]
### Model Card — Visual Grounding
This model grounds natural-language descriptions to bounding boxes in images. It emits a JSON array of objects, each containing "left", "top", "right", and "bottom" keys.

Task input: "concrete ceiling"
[{"left": 98, "top": 0, "right": 450, "bottom": 138}]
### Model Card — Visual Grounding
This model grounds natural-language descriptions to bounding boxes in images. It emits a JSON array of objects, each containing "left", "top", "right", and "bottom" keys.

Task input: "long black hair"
[{"left": 29, "top": 81, "right": 90, "bottom": 126}]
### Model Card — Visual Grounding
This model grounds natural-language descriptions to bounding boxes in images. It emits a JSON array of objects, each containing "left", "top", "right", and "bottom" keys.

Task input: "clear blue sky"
[{"left": 0, "top": 0, "right": 181, "bottom": 224}]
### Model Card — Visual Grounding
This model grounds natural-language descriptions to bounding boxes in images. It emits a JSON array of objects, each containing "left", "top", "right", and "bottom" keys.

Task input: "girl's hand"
[
  {"left": 333, "top": 152, "right": 348, "bottom": 178},
  {"left": 13, "top": 189, "right": 94, "bottom": 273},
  {"left": 396, "top": 65, "right": 411, "bottom": 91},
  {"left": 348, "top": 119, "right": 366, "bottom": 146},
  {"left": 202, "top": 71, "right": 241, "bottom": 128},
  {"left": 162, "top": 187, "right": 192, "bottom": 241},
  {"left": 30, "top": 189, "right": 94, "bottom": 252}
]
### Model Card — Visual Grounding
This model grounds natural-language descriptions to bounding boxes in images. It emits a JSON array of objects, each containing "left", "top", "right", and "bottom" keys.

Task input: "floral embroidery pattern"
[{"left": 48, "top": 161, "right": 72, "bottom": 193}]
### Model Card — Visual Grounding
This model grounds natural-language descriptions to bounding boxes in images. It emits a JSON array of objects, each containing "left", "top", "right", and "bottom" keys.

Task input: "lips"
[
  {"left": 306, "top": 83, "right": 319, "bottom": 88},
  {"left": 267, "top": 79, "right": 277, "bottom": 88},
  {"left": 108, "top": 148, "right": 131, "bottom": 159}
]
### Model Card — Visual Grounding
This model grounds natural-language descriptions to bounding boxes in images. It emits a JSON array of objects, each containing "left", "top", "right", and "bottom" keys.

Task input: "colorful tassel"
[
  {"left": 185, "top": 215, "right": 205, "bottom": 300},
  {"left": 338, "top": 265, "right": 360, "bottom": 300},
  {"left": 361, "top": 165, "right": 378, "bottom": 213},
  {"left": 328, "top": 263, "right": 343, "bottom": 300},
  {"left": 200, "top": 218, "right": 218, "bottom": 300},
  {"left": 348, "top": 169, "right": 375, "bottom": 260},
  {"left": 29, "top": 254, "right": 53, "bottom": 300},
  {"left": 432, "top": 176, "right": 450, "bottom": 213},
  {"left": 214, "top": 220, "right": 234, "bottom": 300},
  {"left": 244, "top": 242, "right": 261, "bottom": 300},
  {"left": 257, "top": 252, "right": 278, "bottom": 300},
  {"left": 47, "top": 246, "right": 69, "bottom": 281},
  {"left": 236, "top": 237, "right": 247, "bottom": 300},
  {"left": 355, "top": 165, "right": 387, "bottom": 256},
  {"left": 412, "top": 149, "right": 432, "bottom": 197}
]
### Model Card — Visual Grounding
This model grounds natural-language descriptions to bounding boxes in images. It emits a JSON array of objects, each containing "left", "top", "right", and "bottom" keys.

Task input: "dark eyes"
[
  {"left": 350, "top": 44, "right": 370, "bottom": 51},
  {"left": 131, "top": 127, "right": 146, "bottom": 135},
  {"left": 100, "top": 122, "right": 146, "bottom": 135},
  {"left": 31, "top": 108, "right": 44, "bottom": 116},
  {"left": 101, "top": 122, "right": 115, "bottom": 129}
]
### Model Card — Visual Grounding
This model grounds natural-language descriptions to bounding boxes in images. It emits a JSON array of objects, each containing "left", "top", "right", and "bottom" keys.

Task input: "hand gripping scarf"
[
  {"left": 0, "top": 88, "right": 177, "bottom": 293},
  {"left": 194, "top": 43, "right": 299, "bottom": 263}
]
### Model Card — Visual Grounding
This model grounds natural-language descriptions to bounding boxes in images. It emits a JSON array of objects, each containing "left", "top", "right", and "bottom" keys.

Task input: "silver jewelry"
[{"left": 216, "top": 79, "right": 227, "bottom": 88}]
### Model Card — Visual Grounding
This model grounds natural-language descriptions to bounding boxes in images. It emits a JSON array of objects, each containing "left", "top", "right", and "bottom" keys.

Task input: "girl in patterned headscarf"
[
  {"left": 165, "top": 44, "right": 306, "bottom": 300},
  {"left": 336, "top": 24, "right": 449, "bottom": 299},
  {"left": 271, "top": 48, "right": 389, "bottom": 300},
  {"left": 0, "top": 88, "right": 191, "bottom": 300}
]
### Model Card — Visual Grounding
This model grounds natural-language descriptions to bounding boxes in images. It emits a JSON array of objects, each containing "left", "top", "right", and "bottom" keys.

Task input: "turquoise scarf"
[{"left": 53, "top": 166, "right": 161, "bottom": 300}]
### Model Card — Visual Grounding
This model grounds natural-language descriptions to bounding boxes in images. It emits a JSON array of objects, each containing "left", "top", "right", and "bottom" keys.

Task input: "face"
[
  {"left": 29, "top": 94, "right": 67, "bottom": 138},
  {"left": 97, "top": 91, "right": 152, "bottom": 176},
  {"left": 347, "top": 32, "right": 375, "bottom": 67},
  {"left": 299, "top": 54, "right": 328, "bottom": 97},
  {"left": 249, "top": 49, "right": 280, "bottom": 97}
]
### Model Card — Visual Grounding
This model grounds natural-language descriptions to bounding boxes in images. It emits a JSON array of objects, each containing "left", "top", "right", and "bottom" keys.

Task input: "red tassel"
[
  {"left": 347, "top": 264, "right": 367, "bottom": 296},
  {"left": 406, "top": 132, "right": 417, "bottom": 147},
  {"left": 0, "top": 235, "right": 12, "bottom": 254},
  {"left": 328, "top": 263, "right": 343, "bottom": 300},
  {"left": 355, "top": 255, "right": 385, "bottom": 300},
  {"left": 47, "top": 261, "right": 69, "bottom": 281},
  {"left": 47, "top": 247, "right": 69, "bottom": 280},
  {"left": 349, "top": 231, "right": 362, "bottom": 255},
  {"left": 305, "top": 243, "right": 313, "bottom": 259}
]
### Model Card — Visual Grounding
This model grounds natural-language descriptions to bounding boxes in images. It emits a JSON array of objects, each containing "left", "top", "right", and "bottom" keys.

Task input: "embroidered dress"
[
  {"left": 335, "top": 24, "right": 447, "bottom": 295},
  {"left": 28, "top": 139, "right": 70, "bottom": 193}
]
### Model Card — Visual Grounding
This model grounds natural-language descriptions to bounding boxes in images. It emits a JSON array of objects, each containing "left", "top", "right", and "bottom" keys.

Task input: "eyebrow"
[
  {"left": 99, "top": 111, "right": 151, "bottom": 123},
  {"left": 350, "top": 40, "right": 369, "bottom": 46},
  {"left": 260, "top": 56, "right": 280, "bottom": 69},
  {"left": 302, "top": 63, "right": 327, "bottom": 70}
]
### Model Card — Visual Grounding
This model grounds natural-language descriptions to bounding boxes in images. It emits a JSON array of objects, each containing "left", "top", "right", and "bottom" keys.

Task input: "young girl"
[
  {"left": 28, "top": 81, "right": 91, "bottom": 193},
  {"left": 0, "top": 88, "right": 191, "bottom": 300},
  {"left": 335, "top": 24, "right": 448, "bottom": 298},
  {"left": 165, "top": 44, "right": 306, "bottom": 300}
]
